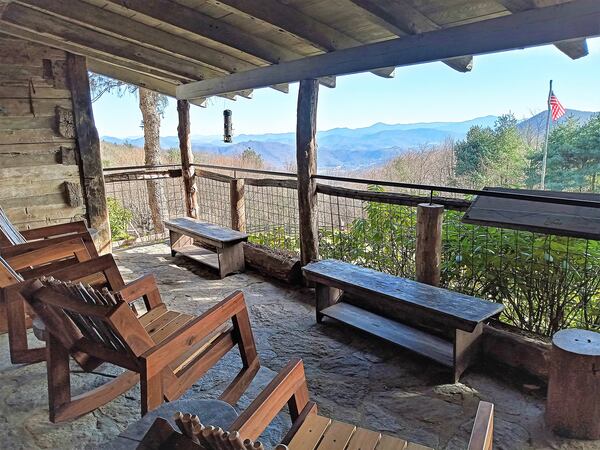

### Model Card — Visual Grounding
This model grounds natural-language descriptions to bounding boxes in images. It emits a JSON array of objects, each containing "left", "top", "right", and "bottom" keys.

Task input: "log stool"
[{"left": 546, "top": 328, "right": 600, "bottom": 439}]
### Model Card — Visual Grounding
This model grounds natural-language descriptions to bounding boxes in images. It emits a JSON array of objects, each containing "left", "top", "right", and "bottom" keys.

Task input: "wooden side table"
[{"left": 546, "top": 328, "right": 600, "bottom": 439}]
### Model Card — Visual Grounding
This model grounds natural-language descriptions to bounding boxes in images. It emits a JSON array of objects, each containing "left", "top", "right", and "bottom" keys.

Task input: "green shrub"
[{"left": 107, "top": 197, "right": 133, "bottom": 241}]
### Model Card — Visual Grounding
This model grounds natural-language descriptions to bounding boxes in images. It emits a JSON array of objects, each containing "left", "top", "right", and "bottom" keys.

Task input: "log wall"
[{"left": 0, "top": 34, "right": 86, "bottom": 230}]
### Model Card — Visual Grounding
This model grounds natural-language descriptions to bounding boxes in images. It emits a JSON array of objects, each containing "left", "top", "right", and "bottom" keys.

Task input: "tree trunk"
[{"left": 139, "top": 88, "right": 165, "bottom": 233}]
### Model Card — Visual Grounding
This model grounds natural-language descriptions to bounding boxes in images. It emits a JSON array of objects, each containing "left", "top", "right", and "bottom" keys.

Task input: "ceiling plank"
[
  {"left": 15, "top": 0, "right": 257, "bottom": 74},
  {"left": 209, "top": 0, "right": 396, "bottom": 79},
  {"left": 0, "top": 19, "right": 185, "bottom": 84},
  {"left": 496, "top": 0, "right": 588, "bottom": 59},
  {"left": 349, "top": 0, "right": 473, "bottom": 72},
  {"left": 177, "top": 0, "right": 600, "bottom": 99},
  {"left": 1, "top": 3, "right": 222, "bottom": 81},
  {"left": 101, "top": 0, "right": 300, "bottom": 64}
]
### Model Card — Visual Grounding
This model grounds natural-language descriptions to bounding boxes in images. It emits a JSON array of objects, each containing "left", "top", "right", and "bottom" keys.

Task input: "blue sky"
[{"left": 92, "top": 38, "right": 600, "bottom": 138}]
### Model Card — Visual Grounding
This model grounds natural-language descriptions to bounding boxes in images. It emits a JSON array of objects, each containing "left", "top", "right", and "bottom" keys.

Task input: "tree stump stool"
[{"left": 546, "top": 329, "right": 600, "bottom": 439}]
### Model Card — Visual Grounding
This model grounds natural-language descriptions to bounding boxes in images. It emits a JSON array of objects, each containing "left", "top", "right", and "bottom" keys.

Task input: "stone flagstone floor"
[{"left": 0, "top": 243, "right": 598, "bottom": 449}]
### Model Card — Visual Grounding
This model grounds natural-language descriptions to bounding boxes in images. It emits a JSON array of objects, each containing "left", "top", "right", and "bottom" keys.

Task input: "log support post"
[
  {"left": 230, "top": 178, "right": 246, "bottom": 232},
  {"left": 416, "top": 203, "right": 444, "bottom": 286},
  {"left": 177, "top": 100, "right": 199, "bottom": 219},
  {"left": 296, "top": 79, "right": 319, "bottom": 266},
  {"left": 66, "top": 53, "right": 111, "bottom": 254}
]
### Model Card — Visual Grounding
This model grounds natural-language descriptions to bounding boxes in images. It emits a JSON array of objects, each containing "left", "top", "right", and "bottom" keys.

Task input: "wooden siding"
[{"left": 0, "top": 34, "right": 85, "bottom": 230}]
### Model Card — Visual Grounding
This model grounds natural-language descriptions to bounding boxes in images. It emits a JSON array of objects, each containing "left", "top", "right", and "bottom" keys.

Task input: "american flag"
[{"left": 549, "top": 91, "right": 566, "bottom": 121}]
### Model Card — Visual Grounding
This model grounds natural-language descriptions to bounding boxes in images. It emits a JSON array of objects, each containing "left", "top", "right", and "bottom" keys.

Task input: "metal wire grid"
[
  {"left": 105, "top": 175, "right": 186, "bottom": 246},
  {"left": 196, "top": 177, "right": 231, "bottom": 228},
  {"left": 245, "top": 184, "right": 300, "bottom": 253},
  {"left": 441, "top": 211, "right": 600, "bottom": 335},
  {"left": 317, "top": 192, "right": 417, "bottom": 278}
]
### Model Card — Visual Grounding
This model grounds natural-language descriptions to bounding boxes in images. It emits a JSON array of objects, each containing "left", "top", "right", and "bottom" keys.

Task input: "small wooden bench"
[
  {"left": 165, "top": 218, "right": 248, "bottom": 278},
  {"left": 303, "top": 259, "right": 504, "bottom": 382}
]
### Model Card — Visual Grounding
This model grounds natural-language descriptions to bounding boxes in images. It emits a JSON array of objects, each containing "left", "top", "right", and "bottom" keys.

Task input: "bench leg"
[
  {"left": 315, "top": 283, "right": 342, "bottom": 323},
  {"left": 217, "top": 243, "right": 245, "bottom": 278},
  {"left": 453, "top": 323, "right": 483, "bottom": 383},
  {"left": 169, "top": 231, "right": 193, "bottom": 257}
]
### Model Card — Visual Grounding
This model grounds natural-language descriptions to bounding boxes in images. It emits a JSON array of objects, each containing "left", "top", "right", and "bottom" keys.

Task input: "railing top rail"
[{"left": 101, "top": 164, "right": 600, "bottom": 209}]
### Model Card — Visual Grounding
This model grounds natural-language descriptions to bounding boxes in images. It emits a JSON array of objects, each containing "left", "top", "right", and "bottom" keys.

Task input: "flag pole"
[{"left": 540, "top": 79, "right": 553, "bottom": 190}]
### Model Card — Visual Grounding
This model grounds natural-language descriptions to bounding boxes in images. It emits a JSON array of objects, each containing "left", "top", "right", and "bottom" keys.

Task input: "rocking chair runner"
[
  {"left": 0, "top": 205, "right": 98, "bottom": 263},
  {"left": 136, "top": 358, "right": 495, "bottom": 450},
  {"left": 23, "top": 276, "right": 260, "bottom": 423}
]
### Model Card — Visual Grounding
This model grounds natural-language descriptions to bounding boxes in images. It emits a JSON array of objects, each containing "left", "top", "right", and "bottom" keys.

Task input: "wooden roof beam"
[
  {"left": 1, "top": 3, "right": 222, "bottom": 81},
  {"left": 0, "top": 20, "right": 184, "bottom": 85},
  {"left": 177, "top": 0, "right": 600, "bottom": 99},
  {"left": 497, "top": 0, "right": 589, "bottom": 59},
  {"left": 209, "top": 0, "right": 396, "bottom": 79},
  {"left": 348, "top": 0, "right": 473, "bottom": 72},
  {"left": 87, "top": 59, "right": 206, "bottom": 107},
  {"left": 15, "top": 0, "right": 258, "bottom": 74}
]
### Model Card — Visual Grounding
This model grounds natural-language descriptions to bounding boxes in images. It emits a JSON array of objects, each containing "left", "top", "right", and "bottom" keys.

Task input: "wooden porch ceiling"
[{"left": 0, "top": 0, "right": 595, "bottom": 104}]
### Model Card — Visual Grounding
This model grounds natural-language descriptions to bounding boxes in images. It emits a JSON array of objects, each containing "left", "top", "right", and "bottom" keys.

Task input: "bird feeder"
[{"left": 223, "top": 109, "right": 233, "bottom": 143}]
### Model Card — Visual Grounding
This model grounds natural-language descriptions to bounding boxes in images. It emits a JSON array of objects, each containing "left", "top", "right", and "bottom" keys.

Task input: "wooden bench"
[
  {"left": 164, "top": 218, "right": 248, "bottom": 278},
  {"left": 303, "top": 259, "right": 504, "bottom": 382}
]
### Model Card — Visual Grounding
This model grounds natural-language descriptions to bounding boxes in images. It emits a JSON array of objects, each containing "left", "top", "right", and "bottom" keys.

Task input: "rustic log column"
[
  {"left": 546, "top": 329, "right": 600, "bottom": 439},
  {"left": 177, "top": 100, "right": 199, "bottom": 219},
  {"left": 230, "top": 178, "right": 246, "bottom": 232},
  {"left": 66, "top": 53, "right": 111, "bottom": 254},
  {"left": 296, "top": 79, "right": 319, "bottom": 266},
  {"left": 416, "top": 203, "right": 444, "bottom": 286}
]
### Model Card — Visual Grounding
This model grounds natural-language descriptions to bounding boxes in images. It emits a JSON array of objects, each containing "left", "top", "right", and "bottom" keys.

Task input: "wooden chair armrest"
[
  {"left": 1, "top": 232, "right": 93, "bottom": 258},
  {"left": 47, "top": 254, "right": 124, "bottom": 289},
  {"left": 467, "top": 401, "right": 494, "bottom": 450},
  {"left": 229, "top": 358, "right": 310, "bottom": 442},
  {"left": 5, "top": 237, "right": 91, "bottom": 272},
  {"left": 20, "top": 221, "right": 89, "bottom": 240},
  {"left": 113, "top": 274, "right": 163, "bottom": 310},
  {"left": 142, "top": 291, "right": 248, "bottom": 378}
]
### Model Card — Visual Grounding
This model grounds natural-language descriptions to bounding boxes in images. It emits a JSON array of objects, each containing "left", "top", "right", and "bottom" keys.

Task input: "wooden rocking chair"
[
  {"left": 23, "top": 276, "right": 260, "bottom": 423},
  {"left": 0, "top": 242, "right": 134, "bottom": 364},
  {"left": 140, "top": 359, "right": 494, "bottom": 450},
  {"left": 0, "top": 205, "right": 98, "bottom": 263}
]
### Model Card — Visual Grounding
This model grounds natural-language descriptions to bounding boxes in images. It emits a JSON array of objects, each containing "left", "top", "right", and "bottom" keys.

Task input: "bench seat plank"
[
  {"left": 164, "top": 218, "right": 248, "bottom": 246},
  {"left": 321, "top": 303, "right": 454, "bottom": 367},
  {"left": 303, "top": 259, "right": 503, "bottom": 332}
]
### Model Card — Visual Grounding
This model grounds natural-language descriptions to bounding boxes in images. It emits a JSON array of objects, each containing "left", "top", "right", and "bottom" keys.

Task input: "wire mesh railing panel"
[
  {"left": 246, "top": 185, "right": 300, "bottom": 254},
  {"left": 105, "top": 175, "right": 186, "bottom": 246},
  {"left": 196, "top": 177, "right": 231, "bottom": 228},
  {"left": 441, "top": 210, "right": 600, "bottom": 335},
  {"left": 318, "top": 192, "right": 417, "bottom": 278}
]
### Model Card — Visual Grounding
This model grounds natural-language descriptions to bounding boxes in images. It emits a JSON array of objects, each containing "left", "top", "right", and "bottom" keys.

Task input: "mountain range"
[{"left": 102, "top": 110, "right": 596, "bottom": 170}]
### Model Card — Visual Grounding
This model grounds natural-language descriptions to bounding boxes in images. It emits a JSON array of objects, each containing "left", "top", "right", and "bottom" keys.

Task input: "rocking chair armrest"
[
  {"left": 114, "top": 274, "right": 163, "bottom": 309},
  {"left": 4, "top": 237, "right": 92, "bottom": 272},
  {"left": 229, "top": 358, "right": 310, "bottom": 442},
  {"left": 20, "top": 221, "right": 90, "bottom": 241},
  {"left": 1, "top": 232, "right": 94, "bottom": 258},
  {"left": 467, "top": 401, "right": 494, "bottom": 450},
  {"left": 142, "top": 291, "right": 248, "bottom": 378}
]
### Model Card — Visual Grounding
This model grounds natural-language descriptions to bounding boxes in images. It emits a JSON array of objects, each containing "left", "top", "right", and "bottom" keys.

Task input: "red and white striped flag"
[{"left": 549, "top": 91, "right": 566, "bottom": 121}]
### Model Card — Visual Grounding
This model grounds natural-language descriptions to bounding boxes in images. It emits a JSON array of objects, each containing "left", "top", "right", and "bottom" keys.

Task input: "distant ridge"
[{"left": 102, "top": 111, "right": 597, "bottom": 170}]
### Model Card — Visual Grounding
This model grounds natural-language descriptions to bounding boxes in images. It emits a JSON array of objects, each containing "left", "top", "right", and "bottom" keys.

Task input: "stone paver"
[{"left": 0, "top": 243, "right": 598, "bottom": 449}]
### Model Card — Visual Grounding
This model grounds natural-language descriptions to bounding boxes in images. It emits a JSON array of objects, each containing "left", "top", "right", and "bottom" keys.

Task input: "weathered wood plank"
[
  {"left": 303, "top": 259, "right": 504, "bottom": 331},
  {"left": 0, "top": 98, "right": 72, "bottom": 117},
  {"left": 164, "top": 218, "right": 248, "bottom": 244},
  {"left": 0, "top": 129, "right": 71, "bottom": 144},
  {"left": 0, "top": 115, "right": 55, "bottom": 130},
  {"left": 0, "top": 86, "right": 71, "bottom": 99},
  {"left": 0, "top": 164, "right": 79, "bottom": 182}
]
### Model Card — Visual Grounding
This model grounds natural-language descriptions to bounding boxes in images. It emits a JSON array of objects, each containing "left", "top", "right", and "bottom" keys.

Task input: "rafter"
[
  {"left": 496, "top": 0, "right": 588, "bottom": 59},
  {"left": 1, "top": 3, "right": 221, "bottom": 81},
  {"left": 177, "top": 0, "right": 600, "bottom": 99},
  {"left": 15, "top": 0, "right": 257, "bottom": 74},
  {"left": 207, "top": 0, "right": 396, "bottom": 79},
  {"left": 348, "top": 0, "right": 473, "bottom": 72}
]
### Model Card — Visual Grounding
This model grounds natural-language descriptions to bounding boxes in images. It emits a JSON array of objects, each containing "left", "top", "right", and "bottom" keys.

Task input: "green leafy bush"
[{"left": 107, "top": 197, "right": 133, "bottom": 241}]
